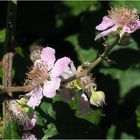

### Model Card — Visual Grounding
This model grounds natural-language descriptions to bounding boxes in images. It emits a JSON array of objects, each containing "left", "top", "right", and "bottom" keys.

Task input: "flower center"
[
  {"left": 108, "top": 7, "right": 139, "bottom": 29},
  {"left": 25, "top": 61, "right": 48, "bottom": 87}
]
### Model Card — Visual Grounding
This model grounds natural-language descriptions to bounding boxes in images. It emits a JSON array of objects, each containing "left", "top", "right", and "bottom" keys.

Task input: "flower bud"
[{"left": 90, "top": 91, "right": 106, "bottom": 107}]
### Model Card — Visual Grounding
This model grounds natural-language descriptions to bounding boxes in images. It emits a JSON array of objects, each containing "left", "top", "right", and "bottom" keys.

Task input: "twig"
[{"left": 62, "top": 35, "right": 120, "bottom": 85}]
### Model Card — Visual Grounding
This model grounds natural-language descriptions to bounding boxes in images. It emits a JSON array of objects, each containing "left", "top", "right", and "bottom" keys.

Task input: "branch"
[{"left": 62, "top": 35, "right": 120, "bottom": 85}]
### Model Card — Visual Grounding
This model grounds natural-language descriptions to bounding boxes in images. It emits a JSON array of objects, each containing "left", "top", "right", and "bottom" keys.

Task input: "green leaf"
[
  {"left": 106, "top": 125, "right": 116, "bottom": 139},
  {"left": 135, "top": 105, "right": 140, "bottom": 130},
  {"left": 66, "top": 35, "right": 98, "bottom": 62},
  {"left": 120, "top": 132, "right": 135, "bottom": 139},
  {"left": 68, "top": 99, "right": 103, "bottom": 124},
  {"left": 100, "top": 68, "right": 140, "bottom": 99},
  {"left": 11, "top": 0, "right": 17, "bottom": 5},
  {"left": 62, "top": 1, "right": 100, "bottom": 16},
  {"left": 4, "top": 121, "right": 21, "bottom": 139},
  {"left": 0, "top": 68, "right": 3, "bottom": 79},
  {"left": 40, "top": 102, "right": 56, "bottom": 119},
  {"left": 42, "top": 123, "right": 58, "bottom": 140},
  {"left": 15, "top": 47, "right": 25, "bottom": 58},
  {"left": 0, "top": 29, "right": 6, "bottom": 43},
  {"left": 36, "top": 114, "right": 47, "bottom": 126},
  {"left": 75, "top": 109, "right": 103, "bottom": 124}
]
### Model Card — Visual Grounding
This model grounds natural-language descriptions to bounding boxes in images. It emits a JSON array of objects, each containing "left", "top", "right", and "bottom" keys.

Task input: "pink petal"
[
  {"left": 22, "top": 132, "right": 37, "bottom": 140},
  {"left": 95, "top": 25, "right": 118, "bottom": 40},
  {"left": 43, "top": 78, "right": 61, "bottom": 98},
  {"left": 24, "top": 114, "right": 37, "bottom": 131},
  {"left": 51, "top": 57, "right": 71, "bottom": 77},
  {"left": 81, "top": 93, "right": 88, "bottom": 101},
  {"left": 61, "top": 61, "right": 76, "bottom": 79},
  {"left": 122, "top": 20, "right": 140, "bottom": 33},
  {"left": 96, "top": 16, "right": 115, "bottom": 31},
  {"left": 40, "top": 47, "right": 56, "bottom": 70},
  {"left": 27, "top": 86, "right": 43, "bottom": 108}
]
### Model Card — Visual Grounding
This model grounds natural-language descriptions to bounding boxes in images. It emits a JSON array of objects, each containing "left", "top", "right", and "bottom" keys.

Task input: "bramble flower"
[
  {"left": 25, "top": 47, "right": 71, "bottom": 108},
  {"left": 95, "top": 6, "right": 140, "bottom": 40}
]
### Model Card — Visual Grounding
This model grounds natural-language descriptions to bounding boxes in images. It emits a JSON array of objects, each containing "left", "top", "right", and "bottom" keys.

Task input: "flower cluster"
[
  {"left": 60, "top": 62, "right": 106, "bottom": 114},
  {"left": 95, "top": 6, "right": 140, "bottom": 41},
  {"left": 25, "top": 47, "right": 71, "bottom": 108}
]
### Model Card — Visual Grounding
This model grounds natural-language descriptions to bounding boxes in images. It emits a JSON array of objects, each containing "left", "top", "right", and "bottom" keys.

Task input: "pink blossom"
[
  {"left": 95, "top": 7, "right": 140, "bottom": 40},
  {"left": 26, "top": 47, "right": 71, "bottom": 108},
  {"left": 23, "top": 114, "right": 37, "bottom": 131},
  {"left": 22, "top": 132, "right": 37, "bottom": 140}
]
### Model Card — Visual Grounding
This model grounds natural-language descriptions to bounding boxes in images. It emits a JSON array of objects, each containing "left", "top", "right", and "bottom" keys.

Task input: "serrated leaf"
[
  {"left": 100, "top": 68, "right": 140, "bottom": 99},
  {"left": 0, "top": 29, "right": 6, "bottom": 43},
  {"left": 4, "top": 121, "right": 21, "bottom": 139},
  {"left": 42, "top": 123, "right": 58, "bottom": 140},
  {"left": 40, "top": 102, "right": 56, "bottom": 119},
  {"left": 66, "top": 35, "right": 98, "bottom": 62}
]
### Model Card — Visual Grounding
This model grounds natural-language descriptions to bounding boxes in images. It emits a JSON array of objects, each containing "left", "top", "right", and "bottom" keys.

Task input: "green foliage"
[
  {"left": 15, "top": 47, "right": 24, "bottom": 58},
  {"left": 62, "top": 1, "right": 100, "bottom": 16},
  {"left": 0, "top": 29, "right": 6, "bottom": 43},
  {"left": 120, "top": 132, "right": 135, "bottom": 139},
  {"left": 68, "top": 99, "right": 103, "bottom": 124},
  {"left": 135, "top": 105, "right": 140, "bottom": 130},
  {"left": 40, "top": 101, "right": 56, "bottom": 119},
  {"left": 106, "top": 124, "right": 116, "bottom": 139},
  {"left": 4, "top": 121, "right": 21, "bottom": 139},
  {"left": 100, "top": 68, "right": 140, "bottom": 99},
  {"left": 11, "top": 0, "right": 17, "bottom": 5},
  {"left": 66, "top": 35, "right": 98, "bottom": 62},
  {"left": 42, "top": 123, "right": 58, "bottom": 140}
]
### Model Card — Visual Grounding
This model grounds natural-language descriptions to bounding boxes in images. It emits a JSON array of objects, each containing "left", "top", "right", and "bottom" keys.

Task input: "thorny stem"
[
  {"left": 62, "top": 35, "right": 120, "bottom": 85},
  {"left": 2, "top": 53, "right": 14, "bottom": 137},
  {"left": 2, "top": 0, "right": 17, "bottom": 138}
]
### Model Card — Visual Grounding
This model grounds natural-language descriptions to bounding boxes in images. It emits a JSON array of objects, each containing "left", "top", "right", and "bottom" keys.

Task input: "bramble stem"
[
  {"left": 2, "top": 0, "right": 17, "bottom": 138},
  {"left": 62, "top": 35, "right": 120, "bottom": 85}
]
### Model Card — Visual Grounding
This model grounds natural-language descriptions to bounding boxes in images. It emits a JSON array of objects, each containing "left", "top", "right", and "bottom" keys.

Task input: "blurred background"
[{"left": 0, "top": 1, "right": 140, "bottom": 139}]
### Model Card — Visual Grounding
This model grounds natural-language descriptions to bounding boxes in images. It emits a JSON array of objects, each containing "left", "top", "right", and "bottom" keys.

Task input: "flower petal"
[
  {"left": 43, "top": 78, "right": 61, "bottom": 98},
  {"left": 23, "top": 114, "right": 37, "bottom": 131},
  {"left": 51, "top": 57, "right": 71, "bottom": 77},
  {"left": 122, "top": 20, "right": 140, "bottom": 33},
  {"left": 61, "top": 61, "right": 76, "bottom": 79},
  {"left": 95, "top": 25, "right": 118, "bottom": 40},
  {"left": 22, "top": 132, "right": 37, "bottom": 140},
  {"left": 40, "top": 47, "right": 56, "bottom": 70},
  {"left": 96, "top": 16, "right": 115, "bottom": 31},
  {"left": 26, "top": 86, "right": 43, "bottom": 108}
]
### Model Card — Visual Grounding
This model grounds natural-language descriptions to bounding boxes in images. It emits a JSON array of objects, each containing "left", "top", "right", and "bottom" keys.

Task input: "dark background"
[{"left": 0, "top": 1, "right": 140, "bottom": 139}]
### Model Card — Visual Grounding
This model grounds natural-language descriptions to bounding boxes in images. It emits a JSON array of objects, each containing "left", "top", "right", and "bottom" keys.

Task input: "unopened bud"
[{"left": 90, "top": 91, "right": 106, "bottom": 107}]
